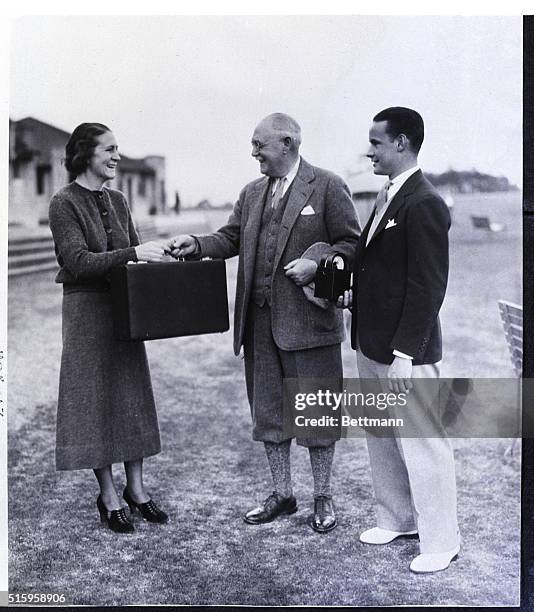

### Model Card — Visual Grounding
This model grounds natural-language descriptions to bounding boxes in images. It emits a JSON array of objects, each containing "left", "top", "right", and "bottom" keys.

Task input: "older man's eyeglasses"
[{"left": 251, "top": 138, "right": 282, "bottom": 152}]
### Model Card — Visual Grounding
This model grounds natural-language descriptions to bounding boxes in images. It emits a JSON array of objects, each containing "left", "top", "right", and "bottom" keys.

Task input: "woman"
[{"left": 49, "top": 122, "right": 169, "bottom": 533}]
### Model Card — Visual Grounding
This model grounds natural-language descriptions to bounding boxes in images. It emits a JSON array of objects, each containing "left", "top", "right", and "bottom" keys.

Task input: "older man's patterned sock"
[
  {"left": 309, "top": 443, "right": 335, "bottom": 497},
  {"left": 264, "top": 440, "right": 292, "bottom": 498}
]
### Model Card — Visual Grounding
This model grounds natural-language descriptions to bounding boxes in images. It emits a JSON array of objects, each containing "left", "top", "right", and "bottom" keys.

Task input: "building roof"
[
  {"left": 119, "top": 156, "right": 155, "bottom": 175},
  {"left": 347, "top": 169, "right": 384, "bottom": 195},
  {"left": 10, "top": 116, "right": 156, "bottom": 175},
  {"left": 12, "top": 117, "right": 70, "bottom": 163}
]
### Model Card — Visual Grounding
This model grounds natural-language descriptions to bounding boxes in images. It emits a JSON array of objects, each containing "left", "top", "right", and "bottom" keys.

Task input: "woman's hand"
[{"left": 135, "top": 241, "right": 168, "bottom": 262}]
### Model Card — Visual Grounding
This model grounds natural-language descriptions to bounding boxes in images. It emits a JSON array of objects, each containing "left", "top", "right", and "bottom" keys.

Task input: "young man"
[{"left": 338, "top": 107, "right": 459, "bottom": 573}]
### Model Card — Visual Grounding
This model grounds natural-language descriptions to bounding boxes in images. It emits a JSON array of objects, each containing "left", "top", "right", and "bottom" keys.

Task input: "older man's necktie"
[{"left": 271, "top": 177, "right": 286, "bottom": 209}]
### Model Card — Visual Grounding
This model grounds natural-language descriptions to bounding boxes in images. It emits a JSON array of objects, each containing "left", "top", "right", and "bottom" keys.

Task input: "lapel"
[
  {"left": 365, "top": 169, "right": 423, "bottom": 248},
  {"left": 358, "top": 212, "right": 375, "bottom": 256},
  {"left": 272, "top": 158, "right": 315, "bottom": 273},
  {"left": 242, "top": 177, "right": 270, "bottom": 283}
]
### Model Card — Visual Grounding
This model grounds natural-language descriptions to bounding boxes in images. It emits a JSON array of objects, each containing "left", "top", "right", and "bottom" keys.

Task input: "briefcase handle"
[
  {"left": 127, "top": 257, "right": 186, "bottom": 264},
  {"left": 127, "top": 255, "right": 210, "bottom": 266}
]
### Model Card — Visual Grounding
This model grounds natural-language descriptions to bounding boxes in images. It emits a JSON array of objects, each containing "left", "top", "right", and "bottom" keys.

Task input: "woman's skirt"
[{"left": 56, "top": 291, "right": 161, "bottom": 470}]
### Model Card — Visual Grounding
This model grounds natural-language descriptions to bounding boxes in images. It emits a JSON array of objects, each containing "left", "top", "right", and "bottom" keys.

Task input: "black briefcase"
[
  {"left": 111, "top": 260, "right": 230, "bottom": 341},
  {"left": 314, "top": 253, "right": 351, "bottom": 301}
]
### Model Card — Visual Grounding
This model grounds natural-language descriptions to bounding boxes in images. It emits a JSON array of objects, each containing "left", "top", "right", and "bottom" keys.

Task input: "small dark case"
[{"left": 314, "top": 253, "right": 351, "bottom": 301}]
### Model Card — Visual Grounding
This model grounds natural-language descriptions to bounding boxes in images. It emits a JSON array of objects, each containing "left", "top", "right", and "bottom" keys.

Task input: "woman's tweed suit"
[{"left": 49, "top": 181, "right": 161, "bottom": 470}]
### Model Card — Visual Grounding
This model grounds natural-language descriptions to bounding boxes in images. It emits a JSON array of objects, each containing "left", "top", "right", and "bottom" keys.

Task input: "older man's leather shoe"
[
  {"left": 310, "top": 495, "right": 337, "bottom": 533},
  {"left": 244, "top": 492, "right": 297, "bottom": 524}
]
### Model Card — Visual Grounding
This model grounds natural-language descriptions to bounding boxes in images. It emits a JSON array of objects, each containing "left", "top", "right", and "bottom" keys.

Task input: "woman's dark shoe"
[
  {"left": 96, "top": 495, "right": 135, "bottom": 534},
  {"left": 123, "top": 488, "right": 169, "bottom": 524}
]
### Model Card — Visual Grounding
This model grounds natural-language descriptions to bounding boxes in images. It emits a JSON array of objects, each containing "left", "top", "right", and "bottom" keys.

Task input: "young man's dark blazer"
[{"left": 351, "top": 169, "right": 451, "bottom": 366}]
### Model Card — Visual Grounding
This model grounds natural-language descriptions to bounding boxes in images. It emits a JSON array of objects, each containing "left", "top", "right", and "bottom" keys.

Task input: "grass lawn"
[{"left": 7, "top": 192, "right": 521, "bottom": 606}]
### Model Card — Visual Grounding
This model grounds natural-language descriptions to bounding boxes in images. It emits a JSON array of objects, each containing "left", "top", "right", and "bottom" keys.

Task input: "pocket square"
[
  {"left": 301, "top": 205, "right": 315, "bottom": 216},
  {"left": 385, "top": 218, "right": 397, "bottom": 229}
]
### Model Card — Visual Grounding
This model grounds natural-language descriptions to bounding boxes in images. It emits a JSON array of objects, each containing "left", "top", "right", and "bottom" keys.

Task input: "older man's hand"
[
  {"left": 284, "top": 258, "right": 317, "bottom": 286},
  {"left": 168, "top": 235, "right": 198, "bottom": 258}
]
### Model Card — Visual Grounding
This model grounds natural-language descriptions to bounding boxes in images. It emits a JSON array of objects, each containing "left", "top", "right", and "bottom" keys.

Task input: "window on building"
[
  {"left": 127, "top": 177, "right": 133, "bottom": 210},
  {"left": 138, "top": 176, "right": 146, "bottom": 197},
  {"left": 36, "top": 165, "right": 50, "bottom": 195}
]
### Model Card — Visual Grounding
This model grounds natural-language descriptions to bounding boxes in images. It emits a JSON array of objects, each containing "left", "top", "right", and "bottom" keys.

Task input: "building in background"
[
  {"left": 347, "top": 168, "right": 383, "bottom": 227},
  {"left": 8, "top": 117, "right": 166, "bottom": 227},
  {"left": 347, "top": 167, "right": 458, "bottom": 225}
]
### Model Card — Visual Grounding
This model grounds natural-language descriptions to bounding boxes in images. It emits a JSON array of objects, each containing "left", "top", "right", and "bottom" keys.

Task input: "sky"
[
  {"left": 0, "top": 8, "right": 526, "bottom": 597},
  {"left": 9, "top": 15, "right": 522, "bottom": 206}
]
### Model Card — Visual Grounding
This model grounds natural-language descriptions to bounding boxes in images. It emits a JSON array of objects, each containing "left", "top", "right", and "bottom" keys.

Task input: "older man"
[{"left": 171, "top": 113, "right": 359, "bottom": 532}]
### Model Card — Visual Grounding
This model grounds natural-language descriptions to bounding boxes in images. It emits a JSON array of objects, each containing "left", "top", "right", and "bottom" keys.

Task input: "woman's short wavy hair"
[{"left": 64, "top": 123, "right": 111, "bottom": 181}]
